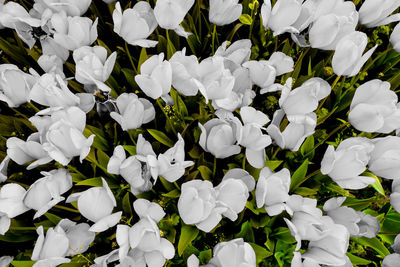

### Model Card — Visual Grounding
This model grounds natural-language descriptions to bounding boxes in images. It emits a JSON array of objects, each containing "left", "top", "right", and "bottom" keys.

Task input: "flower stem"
[
  {"left": 125, "top": 41, "right": 137, "bottom": 74},
  {"left": 54, "top": 205, "right": 80, "bottom": 213},
  {"left": 211, "top": 24, "right": 217, "bottom": 55},
  {"left": 316, "top": 75, "right": 341, "bottom": 113}
]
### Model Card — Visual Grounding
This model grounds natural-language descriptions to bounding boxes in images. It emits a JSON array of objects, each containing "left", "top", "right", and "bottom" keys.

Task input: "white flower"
[
  {"left": 199, "top": 115, "right": 242, "bottom": 159},
  {"left": 0, "top": 184, "right": 29, "bottom": 235},
  {"left": 348, "top": 79, "right": 400, "bottom": 133},
  {"left": 51, "top": 12, "right": 98, "bottom": 51},
  {"left": 268, "top": 51, "right": 294, "bottom": 76},
  {"left": 73, "top": 46, "right": 117, "bottom": 92},
  {"left": 256, "top": 167, "right": 291, "bottom": 216},
  {"left": 135, "top": 53, "right": 172, "bottom": 101},
  {"left": 209, "top": 238, "right": 256, "bottom": 267},
  {"left": 238, "top": 107, "right": 271, "bottom": 168},
  {"left": 323, "top": 197, "right": 379, "bottom": 238},
  {"left": 0, "top": 64, "right": 35, "bottom": 107},
  {"left": 209, "top": 0, "right": 242, "bottom": 26},
  {"left": 113, "top": 1, "right": 158, "bottom": 48},
  {"left": 154, "top": 0, "right": 194, "bottom": 37},
  {"left": 369, "top": 136, "right": 400, "bottom": 180},
  {"left": 0, "top": 1, "right": 40, "bottom": 30},
  {"left": 37, "top": 54, "right": 65, "bottom": 78},
  {"left": 359, "top": 0, "right": 400, "bottom": 28},
  {"left": 31, "top": 225, "right": 70, "bottom": 267},
  {"left": 321, "top": 137, "right": 376, "bottom": 189},
  {"left": 6, "top": 133, "right": 52, "bottom": 170},
  {"left": 308, "top": 0, "right": 358, "bottom": 50},
  {"left": 242, "top": 60, "right": 276, "bottom": 92},
  {"left": 23, "top": 168, "right": 72, "bottom": 219},
  {"left": 66, "top": 177, "right": 122, "bottom": 232},
  {"left": 332, "top": 31, "right": 377, "bottom": 77},
  {"left": 55, "top": 219, "right": 95, "bottom": 256},
  {"left": 33, "top": 0, "right": 92, "bottom": 16},
  {"left": 391, "top": 23, "right": 400, "bottom": 52},
  {"left": 215, "top": 39, "right": 252, "bottom": 67},
  {"left": 110, "top": 93, "right": 155, "bottom": 131},
  {"left": 267, "top": 109, "right": 316, "bottom": 152},
  {"left": 261, "top": 0, "right": 303, "bottom": 36},
  {"left": 383, "top": 254, "right": 400, "bottom": 267},
  {"left": 0, "top": 256, "right": 13, "bottom": 267},
  {"left": 391, "top": 180, "right": 400, "bottom": 213}
]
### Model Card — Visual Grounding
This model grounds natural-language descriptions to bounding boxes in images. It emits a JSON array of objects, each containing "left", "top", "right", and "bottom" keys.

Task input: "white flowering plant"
[{"left": 1, "top": 0, "right": 400, "bottom": 266}]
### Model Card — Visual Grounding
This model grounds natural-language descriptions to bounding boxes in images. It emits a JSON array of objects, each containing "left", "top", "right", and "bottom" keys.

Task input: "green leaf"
[
  {"left": 122, "top": 145, "right": 136, "bottom": 156},
  {"left": 198, "top": 165, "right": 212, "bottom": 181},
  {"left": 264, "top": 160, "right": 283, "bottom": 171},
  {"left": 346, "top": 252, "right": 372, "bottom": 265},
  {"left": 137, "top": 47, "right": 149, "bottom": 70},
  {"left": 239, "top": 14, "right": 253, "bottom": 25},
  {"left": 11, "top": 261, "right": 35, "bottom": 267},
  {"left": 289, "top": 159, "right": 309, "bottom": 191},
  {"left": 300, "top": 135, "right": 314, "bottom": 158},
  {"left": 363, "top": 172, "right": 386, "bottom": 196},
  {"left": 44, "top": 213, "right": 62, "bottom": 225},
  {"left": 235, "top": 221, "right": 255, "bottom": 242},
  {"left": 352, "top": 237, "right": 390, "bottom": 257},
  {"left": 248, "top": 242, "right": 273, "bottom": 264},
  {"left": 198, "top": 249, "right": 212, "bottom": 264},
  {"left": 147, "top": 129, "right": 174, "bottom": 147},
  {"left": 122, "top": 192, "right": 132, "bottom": 217},
  {"left": 162, "top": 189, "right": 181, "bottom": 198},
  {"left": 121, "top": 68, "right": 137, "bottom": 88},
  {"left": 76, "top": 177, "right": 118, "bottom": 189},
  {"left": 178, "top": 225, "right": 199, "bottom": 256}
]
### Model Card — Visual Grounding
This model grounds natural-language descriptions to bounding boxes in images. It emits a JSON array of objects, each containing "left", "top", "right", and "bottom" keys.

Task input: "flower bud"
[
  {"left": 154, "top": 0, "right": 194, "bottom": 30},
  {"left": 369, "top": 136, "right": 400, "bottom": 180},
  {"left": 359, "top": 0, "right": 400, "bottom": 28},
  {"left": 34, "top": 0, "right": 91, "bottom": 16},
  {"left": 209, "top": 0, "right": 242, "bottom": 26}
]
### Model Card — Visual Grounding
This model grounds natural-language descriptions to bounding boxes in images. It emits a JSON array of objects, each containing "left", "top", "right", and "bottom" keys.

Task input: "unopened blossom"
[
  {"left": 55, "top": 219, "right": 95, "bottom": 256},
  {"left": 238, "top": 107, "right": 271, "bottom": 168},
  {"left": 332, "top": 31, "right": 377, "bottom": 77},
  {"left": 369, "top": 136, "right": 400, "bottom": 180},
  {"left": 308, "top": 0, "right": 358, "bottom": 50},
  {"left": 199, "top": 113, "right": 242, "bottom": 159},
  {"left": 66, "top": 178, "right": 122, "bottom": 232},
  {"left": 391, "top": 23, "right": 400, "bottom": 52},
  {"left": 0, "top": 64, "right": 35, "bottom": 107},
  {"left": 23, "top": 168, "right": 73, "bottom": 219},
  {"left": 323, "top": 197, "right": 379, "bottom": 238},
  {"left": 391, "top": 180, "right": 400, "bottom": 213},
  {"left": 359, "top": 0, "right": 400, "bottom": 28},
  {"left": 256, "top": 167, "right": 291, "bottom": 216},
  {"left": 31, "top": 225, "right": 70, "bottom": 266},
  {"left": 195, "top": 56, "right": 235, "bottom": 103},
  {"left": 348, "top": 80, "right": 400, "bottom": 133},
  {"left": 261, "top": 0, "right": 303, "bottom": 36},
  {"left": 135, "top": 53, "right": 172, "bottom": 102},
  {"left": 242, "top": 60, "right": 276, "bottom": 92},
  {"left": 209, "top": 0, "right": 242, "bottom": 26},
  {"left": 321, "top": 137, "right": 376, "bottom": 189},
  {"left": 73, "top": 46, "right": 117, "bottom": 92},
  {"left": 188, "top": 238, "right": 256, "bottom": 267},
  {"left": 0, "top": 156, "right": 9, "bottom": 183},
  {"left": 110, "top": 93, "right": 155, "bottom": 131},
  {"left": 267, "top": 109, "right": 316, "bottom": 152},
  {"left": 116, "top": 199, "right": 174, "bottom": 266},
  {"left": 113, "top": 1, "right": 158, "bottom": 48},
  {"left": 169, "top": 48, "right": 200, "bottom": 96},
  {"left": 154, "top": 0, "right": 194, "bottom": 37},
  {"left": 33, "top": 0, "right": 92, "bottom": 16},
  {"left": 0, "top": 184, "right": 29, "bottom": 235},
  {"left": 51, "top": 12, "right": 98, "bottom": 51},
  {"left": 6, "top": 133, "right": 52, "bottom": 170}
]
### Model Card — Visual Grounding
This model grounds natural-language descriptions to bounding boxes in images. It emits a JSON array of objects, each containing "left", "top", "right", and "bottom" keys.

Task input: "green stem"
[
  {"left": 125, "top": 42, "right": 137, "bottom": 74},
  {"left": 28, "top": 102, "right": 40, "bottom": 113},
  {"left": 54, "top": 205, "right": 80, "bottom": 213},
  {"left": 9, "top": 226, "right": 50, "bottom": 231},
  {"left": 211, "top": 24, "right": 217, "bottom": 55},
  {"left": 213, "top": 157, "right": 217, "bottom": 177}
]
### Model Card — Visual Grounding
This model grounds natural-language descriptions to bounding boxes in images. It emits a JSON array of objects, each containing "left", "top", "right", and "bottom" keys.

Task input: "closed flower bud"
[
  {"left": 256, "top": 167, "right": 291, "bottom": 216},
  {"left": 210, "top": 238, "right": 256, "bottom": 267},
  {"left": 34, "top": 0, "right": 92, "bottom": 16},
  {"left": 135, "top": 53, "right": 172, "bottom": 101},
  {"left": 31, "top": 225, "right": 70, "bottom": 266},
  {"left": 199, "top": 116, "right": 242, "bottom": 159},
  {"left": 321, "top": 137, "right": 376, "bottom": 189},
  {"left": 51, "top": 12, "right": 98, "bottom": 51},
  {"left": 348, "top": 79, "right": 400, "bottom": 133},
  {"left": 209, "top": 0, "right": 242, "bottom": 26},
  {"left": 73, "top": 46, "right": 117, "bottom": 92},
  {"left": 332, "top": 31, "right": 377, "bottom": 77},
  {"left": 23, "top": 168, "right": 72, "bottom": 219},
  {"left": 0, "top": 184, "right": 29, "bottom": 234},
  {"left": 110, "top": 93, "right": 155, "bottom": 131},
  {"left": 154, "top": 0, "right": 194, "bottom": 31},
  {"left": 66, "top": 178, "right": 122, "bottom": 232},
  {"left": 369, "top": 136, "right": 400, "bottom": 180},
  {"left": 113, "top": 2, "right": 158, "bottom": 48},
  {"left": 359, "top": 0, "right": 400, "bottom": 28},
  {"left": 0, "top": 64, "right": 35, "bottom": 107}
]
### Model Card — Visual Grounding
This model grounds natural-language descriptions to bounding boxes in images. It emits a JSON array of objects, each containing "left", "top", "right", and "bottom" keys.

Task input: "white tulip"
[
  {"left": 0, "top": 64, "right": 35, "bottom": 107},
  {"left": 110, "top": 93, "right": 155, "bottom": 131},
  {"left": 215, "top": 39, "right": 251, "bottom": 67},
  {"left": 369, "top": 136, "right": 400, "bottom": 180},
  {"left": 321, "top": 137, "right": 376, "bottom": 189},
  {"left": 359, "top": 0, "right": 400, "bottom": 28},
  {"left": 135, "top": 53, "right": 172, "bottom": 101},
  {"left": 268, "top": 52, "right": 294, "bottom": 76},
  {"left": 23, "top": 168, "right": 72, "bottom": 219},
  {"left": 332, "top": 31, "right": 377, "bottom": 77},
  {"left": 66, "top": 178, "right": 122, "bottom": 232},
  {"left": 391, "top": 23, "right": 400, "bottom": 52},
  {"left": 34, "top": 0, "right": 92, "bottom": 16},
  {"left": 113, "top": 2, "right": 158, "bottom": 48},
  {"left": 242, "top": 60, "right": 276, "bottom": 92},
  {"left": 256, "top": 167, "right": 291, "bottom": 216},
  {"left": 391, "top": 179, "right": 400, "bottom": 213},
  {"left": 348, "top": 80, "right": 400, "bottom": 133},
  {"left": 73, "top": 46, "right": 117, "bottom": 92},
  {"left": 51, "top": 12, "right": 98, "bottom": 51},
  {"left": 209, "top": 0, "right": 242, "bottom": 26}
]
